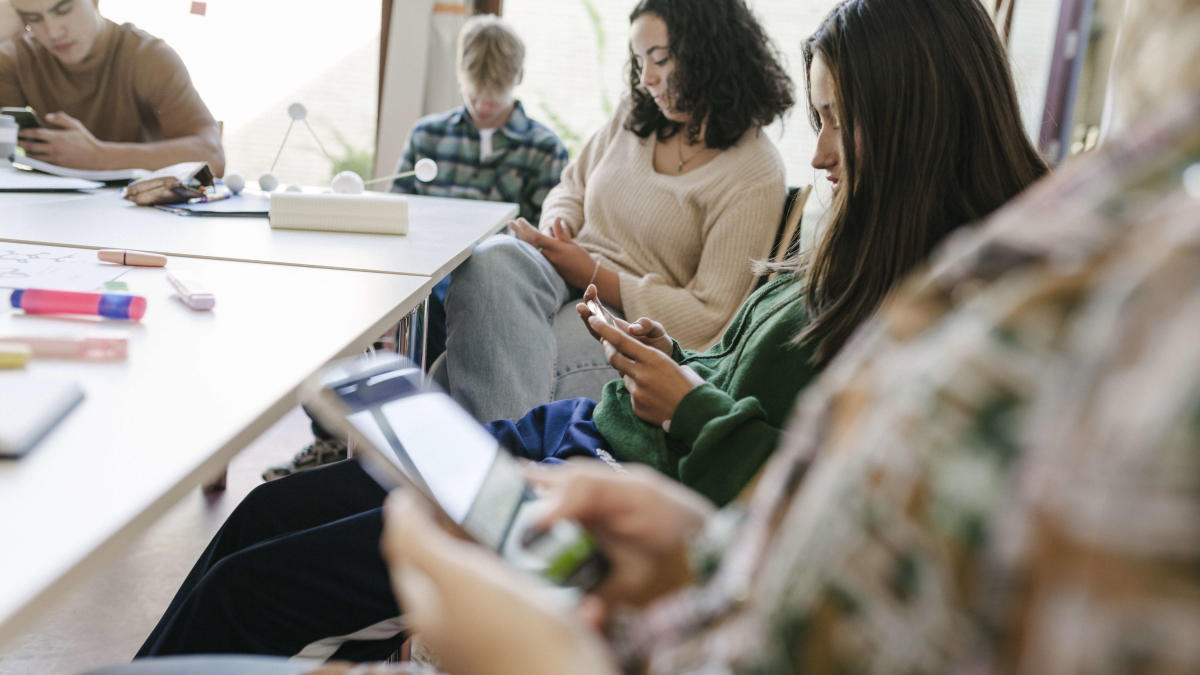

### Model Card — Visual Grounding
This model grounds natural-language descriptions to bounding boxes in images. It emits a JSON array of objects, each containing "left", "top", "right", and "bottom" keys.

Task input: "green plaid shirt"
[{"left": 390, "top": 101, "right": 568, "bottom": 222}]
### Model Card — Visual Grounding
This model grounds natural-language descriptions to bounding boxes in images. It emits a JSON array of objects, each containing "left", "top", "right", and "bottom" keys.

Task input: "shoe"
[{"left": 261, "top": 437, "right": 349, "bottom": 481}]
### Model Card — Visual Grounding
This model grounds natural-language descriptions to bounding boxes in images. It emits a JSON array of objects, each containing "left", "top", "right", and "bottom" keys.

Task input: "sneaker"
[{"left": 261, "top": 437, "right": 349, "bottom": 481}]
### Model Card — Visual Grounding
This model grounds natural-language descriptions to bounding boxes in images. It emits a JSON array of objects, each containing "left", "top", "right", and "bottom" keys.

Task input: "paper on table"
[
  {"left": 155, "top": 192, "right": 271, "bottom": 217},
  {"left": 0, "top": 164, "right": 102, "bottom": 191},
  {"left": 0, "top": 244, "right": 126, "bottom": 292},
  {"left": 12, "top": 155, "right": 148, "bottom": 183}
]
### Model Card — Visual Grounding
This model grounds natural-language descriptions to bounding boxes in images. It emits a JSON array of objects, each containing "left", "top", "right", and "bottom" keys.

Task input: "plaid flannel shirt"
[{"left": 390, "top": 101, "right": 568, "bottom": 223}]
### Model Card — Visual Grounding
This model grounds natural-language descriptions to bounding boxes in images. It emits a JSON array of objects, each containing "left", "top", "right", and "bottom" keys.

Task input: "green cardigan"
[{"left": 593, "top": 274, "right": 818, "bottom": 506}]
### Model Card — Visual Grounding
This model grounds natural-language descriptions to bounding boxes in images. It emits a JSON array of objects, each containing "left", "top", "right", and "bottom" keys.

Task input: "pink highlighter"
[{"left": 8, "top": 288, "right": 147, "bottom": 321}]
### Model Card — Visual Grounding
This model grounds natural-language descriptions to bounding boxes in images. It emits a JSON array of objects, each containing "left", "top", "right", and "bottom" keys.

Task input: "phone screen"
[
  {"left": 586, "top": 299, "right": 615, "bottom": 327},
  {"left": 331, "top": 368, "right": 526, "bottom": 549}
]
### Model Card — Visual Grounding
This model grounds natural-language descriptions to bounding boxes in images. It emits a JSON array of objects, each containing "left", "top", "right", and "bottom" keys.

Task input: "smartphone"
[
  {"left": 301, "top": 353, "right": 610, "bottom": 590},
  {"left": 585, "top": 298, "right": 617, "bottom": 328},
  {"left": 586, "top": 298, "right": 622, "bottom": 363},
  {"left": 1, "top": 107, "right": 42, "bottom": 129}
]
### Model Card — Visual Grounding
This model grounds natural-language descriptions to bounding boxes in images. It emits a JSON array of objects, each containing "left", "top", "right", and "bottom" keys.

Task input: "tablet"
[{"left": 301, "top": 353, "right": 609, "bottom": 589}]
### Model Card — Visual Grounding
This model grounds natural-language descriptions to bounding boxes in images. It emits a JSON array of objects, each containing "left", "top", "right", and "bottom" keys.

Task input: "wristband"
[{"left": 588, "top": 260, "right": 601, "bottom": 288}]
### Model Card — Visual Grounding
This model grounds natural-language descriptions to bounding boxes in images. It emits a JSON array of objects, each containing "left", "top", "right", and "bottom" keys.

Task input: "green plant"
[
  {"left": 318, "top": 125, "right": 375, "bottom": 179},
  {"left": 537, "top": 0, "right": 615, "bottom": 160}
]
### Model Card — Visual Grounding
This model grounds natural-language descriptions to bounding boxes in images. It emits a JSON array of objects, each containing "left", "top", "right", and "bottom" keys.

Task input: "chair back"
[{"left": 765, "top": 184, "right": 813, "bottom": 282}]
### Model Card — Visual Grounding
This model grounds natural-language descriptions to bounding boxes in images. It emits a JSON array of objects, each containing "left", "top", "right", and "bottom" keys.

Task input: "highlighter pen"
[
  {"left": 98, "top": 249, "right": 168, "bottom": 267},
  {"left": 0, "top": 335, "right": 128, "bottom": 361},
  {"left": 8, "top": 288, "right": 147, "bottom": 321}
]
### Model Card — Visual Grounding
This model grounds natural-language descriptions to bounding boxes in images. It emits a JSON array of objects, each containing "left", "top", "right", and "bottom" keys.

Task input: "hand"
[
  {"left": 576, "top": 284, "right": 673, "bottom": 356},
  {"left": 528, "top": 461, "right": 713, "bottom": 616},
  {"left": 588, "top": 314, "right": 705, "bottom": 426},
  {"left": 381, "top": 492, "right": 617, "bottom": 675},
  {"left": 17, "top": 112, "right": 107, "bottom": 169},
  {"left": 510, "top": 217, "right": 598, "bottom": 289}
]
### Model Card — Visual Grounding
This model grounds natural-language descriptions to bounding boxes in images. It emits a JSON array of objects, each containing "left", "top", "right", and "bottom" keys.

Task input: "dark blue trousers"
[{"left": 137, "top": 398, "right": 610, "bottom": 661}]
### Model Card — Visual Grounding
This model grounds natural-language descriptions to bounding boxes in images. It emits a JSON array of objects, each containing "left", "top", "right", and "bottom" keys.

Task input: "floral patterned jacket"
[{"left": 615, "top": 94, "right": 1200, "bottom": 674}]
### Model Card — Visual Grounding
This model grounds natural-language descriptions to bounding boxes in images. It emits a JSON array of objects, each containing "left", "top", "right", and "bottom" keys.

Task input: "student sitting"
[
  {"left": 440, "top": 0, "right": 796, "bottom": 426},
  {"left": 133, "top": 0, "right": 1045, "bottom": 661},
  {"left": 272, "top": 0, "right": 792, "bottom": 479},
  {"left": 262, "top": 14, "right": 568, "bottom": 481},
  {"left": 366, "top": 4, "right": 1200, "bottom": 671},
  {"left": 0, "top": 0, "right": 224, "bottom": 173}
]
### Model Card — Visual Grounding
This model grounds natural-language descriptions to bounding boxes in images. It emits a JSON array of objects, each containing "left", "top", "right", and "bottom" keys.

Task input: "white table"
[
  {"left": 1, "top": 189, "right": 517, "bottom": 278},
  {"left": 0, "top": 242, "right": 433, "bottom": 645}
]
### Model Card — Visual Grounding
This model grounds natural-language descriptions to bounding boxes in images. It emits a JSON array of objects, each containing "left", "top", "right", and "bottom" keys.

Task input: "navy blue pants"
[{"left": 137, "top": 398, "right": 610, "bottom": 661}]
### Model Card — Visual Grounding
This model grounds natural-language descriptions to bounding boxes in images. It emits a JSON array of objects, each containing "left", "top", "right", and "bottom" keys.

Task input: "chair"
[{"left": 765, "top": 184, "right": 813, "bottom": 282}]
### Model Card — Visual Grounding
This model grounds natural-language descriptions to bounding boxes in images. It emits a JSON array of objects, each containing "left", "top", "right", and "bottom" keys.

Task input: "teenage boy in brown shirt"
[{"left": 0, "top": 0, "right": 224, "bottom": 173}]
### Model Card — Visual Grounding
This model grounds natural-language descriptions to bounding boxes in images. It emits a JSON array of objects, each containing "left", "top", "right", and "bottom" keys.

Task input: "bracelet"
[{"left": 588, "top": 260, "right": 601, "bottom": 288}]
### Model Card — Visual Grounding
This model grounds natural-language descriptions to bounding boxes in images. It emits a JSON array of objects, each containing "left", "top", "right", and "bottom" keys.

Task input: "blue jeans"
[
  {"left": 445, "top": 234, "right": 618, "bottom": 423},
  {"left": 137, "top": 399, "right": 611, "bottom": 662}
]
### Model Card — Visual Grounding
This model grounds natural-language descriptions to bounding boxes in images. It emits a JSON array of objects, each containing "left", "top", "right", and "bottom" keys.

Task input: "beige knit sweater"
[{"left": 539, "top": 102, "right": 786, "bottom": 350}]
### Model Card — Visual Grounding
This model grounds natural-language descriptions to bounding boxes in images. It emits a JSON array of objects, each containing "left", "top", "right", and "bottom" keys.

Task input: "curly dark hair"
[{"left": 626, "top": 0, "right": 794, "bottom": 149}]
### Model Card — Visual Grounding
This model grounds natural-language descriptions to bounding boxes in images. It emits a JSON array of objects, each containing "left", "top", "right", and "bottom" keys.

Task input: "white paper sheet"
[
  {"left": 0, "top": 165, "right": 103, "bottom": 191},
  {"left": 0, "top": 243, "right": 126, "bottom": 291}
]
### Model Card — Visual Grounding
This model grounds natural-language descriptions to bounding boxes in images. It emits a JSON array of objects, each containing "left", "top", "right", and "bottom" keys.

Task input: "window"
[
  {"left": 505, "top": 0, "right": 1054, "bottom": 223},
  {"left": 100, "top": 0, "right": 380, "bottom": 185}
]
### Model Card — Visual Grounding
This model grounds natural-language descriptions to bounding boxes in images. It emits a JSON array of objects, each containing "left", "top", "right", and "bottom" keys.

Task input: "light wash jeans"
[{"left": 444, "top": 234, "right": 618, "bottom": 423}]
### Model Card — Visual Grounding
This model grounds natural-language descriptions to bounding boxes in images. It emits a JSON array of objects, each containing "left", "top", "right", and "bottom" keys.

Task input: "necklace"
[{"left": 675, "top": 135, "right": 706, "bottom": 173}]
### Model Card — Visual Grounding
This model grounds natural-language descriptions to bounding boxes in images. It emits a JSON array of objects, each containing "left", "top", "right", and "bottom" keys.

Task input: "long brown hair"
[{"left": 798, "top": 0, "right": 1047, "bottom": 364}]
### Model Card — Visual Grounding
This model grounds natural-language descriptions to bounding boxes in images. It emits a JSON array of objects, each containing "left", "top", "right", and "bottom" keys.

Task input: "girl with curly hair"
[{"left": 439, "top": 0, "right": 795, "bottom": 425}]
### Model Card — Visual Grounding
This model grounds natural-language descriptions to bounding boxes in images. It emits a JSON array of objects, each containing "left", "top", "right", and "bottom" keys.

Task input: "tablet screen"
[
  {"left": 347, "top": 393, "right": 493, "bottom": 522},
  {"left": 331, "top": 367, "right": 524, "bottom": 547}
]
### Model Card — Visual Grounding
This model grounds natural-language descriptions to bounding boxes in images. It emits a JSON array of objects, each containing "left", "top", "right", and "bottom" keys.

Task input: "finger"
[
  {"left": 576, "top": 303, "right": 603, "bottom": 341},
  {"left": 382, "top": 492, "right": 476, "bottom": 581},
  {"left": 19, "top": 141, "right": 51, "bottom": 158},
  {"left": 44, "top": 111, "right": 80, "bottom": 130},
  {"left": 509, "top": 219, "right": 538, "bottom": 243},
  {"left": 528, "top": 462, "right": 632, "bottom": 525},
  {"left": 381, "top": 493, "right": 454, "bottom": 632},
  {"left": 590, "top": 316, "right": 653, "bottom": 359},
  {"left": 17, "top": 127, "right": 47, "bottom": 142},
  {"left": 554, "top": 219, "right": 573, "bottom": 242},
  {"left": 605, "top": 347, "right": 636, "bottom": 375},
  {"left": 584, "top": 284, "right": 598, "bottom": 302},
  {"left": 628, "top": 318, "right": 664, "bottom": 338}
]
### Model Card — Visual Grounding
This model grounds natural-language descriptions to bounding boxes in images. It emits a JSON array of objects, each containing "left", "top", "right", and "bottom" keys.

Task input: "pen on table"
[
  {"left": 6, "top": 288, "right": 147, "bottom": 321},
  {"left": 0, "top": 335, "right": 127, "bottom": 361},
  {"left": 166, "top": 271, "right": 215, "bottom": 311},
  {"left": 188, "top": 189, "right": 233, "bottom": 204},
  {"left": 98, "top": 249, "right": 167, "bottom": 267}
]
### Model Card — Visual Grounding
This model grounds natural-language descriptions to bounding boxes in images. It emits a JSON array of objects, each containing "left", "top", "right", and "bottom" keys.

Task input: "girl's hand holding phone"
[
  {"left": 585, "top": 311, "right": 703, "bottom": 426},
  {"left": 576, "top": 284, "right": 673, "bottom": 357}
]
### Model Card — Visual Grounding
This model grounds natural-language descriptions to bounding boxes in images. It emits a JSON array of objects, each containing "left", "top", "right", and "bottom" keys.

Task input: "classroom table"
[
  {"left": 0, "top": 241, "right": 433, "bottom": 645},
  {"left": 0, "top": 188, "right": 518, "bottom": 278}
]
